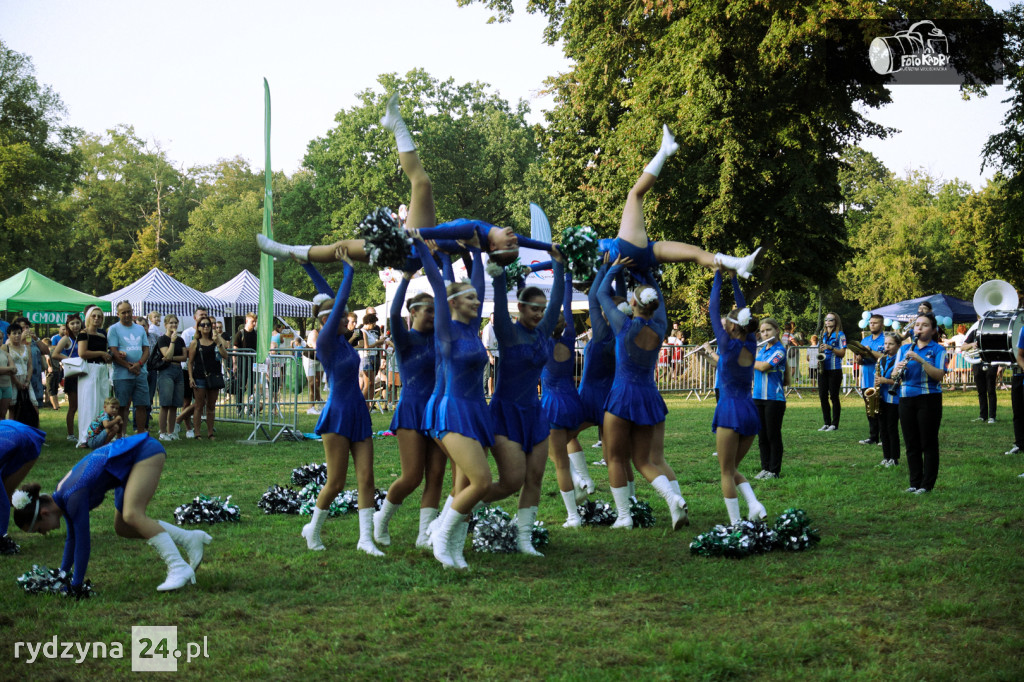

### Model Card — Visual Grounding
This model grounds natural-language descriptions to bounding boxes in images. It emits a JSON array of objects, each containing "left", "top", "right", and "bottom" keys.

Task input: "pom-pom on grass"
[
  {"left": 291, "top": 462, "right": 327, "bottom": 486},
  {"left": 1, "top": 533, "right": 21, "bottom": 555},
  {"left": 560, "top": 225, "right": 601, "bottom": 283},
  {"left": 174, "top": 495, "right": 241, "bottom": 525},
  {"left": 471, "top": 506, "right": 516, "bottom": 554},
  {"left": 17, "top": 565, "right": 92, "bottom": 598},
  {"left": 257, "top": 485, "right": 303, "bottom": 515},
  {"left": 577, "top": 500, "right": 616, "bottom": 526},
  {"left": 629, "top": 497, "right": 656, "bottom": 528},
  {"left": 358, "top": 207, "right": 412, "bottom": 269},
  {"left": 689, "top": 508, "right": 820, "bottom": 559}
]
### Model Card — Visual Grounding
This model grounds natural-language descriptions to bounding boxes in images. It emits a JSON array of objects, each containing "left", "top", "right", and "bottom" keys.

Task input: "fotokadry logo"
[{"left": 869, "top": 20, "right": 951, "bottom": 75}]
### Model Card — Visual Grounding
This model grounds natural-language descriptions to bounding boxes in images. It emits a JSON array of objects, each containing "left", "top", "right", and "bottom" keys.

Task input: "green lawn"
[{"left": 2, "top": 392, "right": 1022, "bottom": 680}]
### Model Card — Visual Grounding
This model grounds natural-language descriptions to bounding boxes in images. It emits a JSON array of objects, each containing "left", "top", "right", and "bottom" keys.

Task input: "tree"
[
  {"left": 302, "top": 69, "right": 544, "bottom": 308},
  {"left": 948, "top": 176, "right": 1024, "bottom": 293},
  {"left": 0, "top": 40, "right": 82, "bottom": 279}
]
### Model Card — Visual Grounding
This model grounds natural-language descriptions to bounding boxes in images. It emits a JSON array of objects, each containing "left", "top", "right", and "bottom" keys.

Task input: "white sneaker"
[
  {"left": 825, "top": 425, "right": 837, "bottom": 431},
  {"left": 186, "top": 430, "right": 195, "bottom": 439},
  {"left": 592, "top": 458, "right": 607, "bottom": 466},
  {"left": 761, "top": 472, "right": 777, "bottom": 480},
  {"left": 306, "top": 407, "right": 321, "bottom": 415},
  {"left": 66, "top": 435, "right": 77, "bottom": 442},
  {"left": 592, "top": 441, "right": 603, "bottom": 449},
  {"left": 818, "top": 425, "right": 830, "bottom": 431},
  {"left": 1005, "top": 445, "right": 1021, "bottom": 455},
  {"left": 988, "top": 418, "right": 997, "bottom": 424},
  {"left": 159, "top": 433, "right": 173, "bottom": 442},
  {"left": 753, "top": 470, "right": 767, "bottom": 480}
]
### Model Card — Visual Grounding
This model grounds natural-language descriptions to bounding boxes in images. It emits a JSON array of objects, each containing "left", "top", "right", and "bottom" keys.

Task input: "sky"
[{"left": 0, "top": 0, "right": 1012, "bottom": 189}]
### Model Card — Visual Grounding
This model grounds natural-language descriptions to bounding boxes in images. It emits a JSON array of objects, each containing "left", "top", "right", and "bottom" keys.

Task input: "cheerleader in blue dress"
[
  {"left": 13, "top": 434, "right": 211, "bottom": 593},
  {"left": 485, "top": 250, "right": 566, "bottom": 556},
  {"left": 598, "top": 256, "right": 689, "bottom": 530},
  {"left": 565, "top": 263, "right": 623, "bottom": 493},
  {"left": 1, "top": 420, "right": 45, "bottom": 554},
  {"left": 600, "top": 125, "right": 759, "bottom": 278},
  {"left": 299, "top": 252, "right": 383, "bottom": 557},
  {"left": 372, "top": 267, "right": 446, "bottom": 550},
  {"left": 540, "top": 270, "right": 588, "bottom": 527},
  {"left": 709, "top": 269, "right": 767, "bottom": 524}
]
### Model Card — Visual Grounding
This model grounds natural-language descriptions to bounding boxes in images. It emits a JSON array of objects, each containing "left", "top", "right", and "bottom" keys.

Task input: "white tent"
[{"left": 205, "top": 269, "right": 313, "bottom": 318}]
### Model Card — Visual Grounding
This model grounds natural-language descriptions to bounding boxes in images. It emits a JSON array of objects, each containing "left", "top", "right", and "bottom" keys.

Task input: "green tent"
[{"left": 0, "top": 268, "right": 112, "bottom": 324}]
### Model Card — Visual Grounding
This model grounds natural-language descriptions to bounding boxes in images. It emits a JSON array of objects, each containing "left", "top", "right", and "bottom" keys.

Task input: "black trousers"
[
  {"left": 1011, "top": 373, "right": 1024, "bottom": 448},
  {"left": 899, "top": 393, "right": 943, "bottom": 491},
  {"left": 862, "top": 393, "right": 880, "bottom": 441},
  {"left": 878, "top": 400, "right": 901, "bottom": 462},
  {"left": 818, "top": 368, "right": 843, "bottom": 427},
  {"left": 755, "top": 399, "right": 786, "bottom": 474},
  {"left": 974, "top": 364, "right": 999, "bottom": 420}
]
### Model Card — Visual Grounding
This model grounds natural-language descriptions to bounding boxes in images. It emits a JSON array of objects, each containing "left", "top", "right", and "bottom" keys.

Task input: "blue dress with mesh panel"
[
  {"left": 311, "top": 263, "right": 372, "bottom": 442},
  {"left": 0, "top": 420, "right": 45, "bottom": 535},
  {"left": 414, "top": 240, "right": 493, "bottom": 446},
  {"left": 710, "top": 271, "right": 760, "bottom": 436},
  {"left": 541, "top": 272, "right": 584, "bottom": 430},
  {"left": 598, "top": 265, "right": 667, "bottom": 425},
  {"left": 490, "top": 260, "right": 566, "bottom": 449},
  {"left": 51, "top": 433, "right": 165, "bottom": 586},
  {"left": 389, "top": 275, "right": 436, "bottom": 433}
]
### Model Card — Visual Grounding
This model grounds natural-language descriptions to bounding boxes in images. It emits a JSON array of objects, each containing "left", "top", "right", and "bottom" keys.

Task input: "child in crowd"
[{"left": 88, "top": 397, "right": 123, "bottom": 449}]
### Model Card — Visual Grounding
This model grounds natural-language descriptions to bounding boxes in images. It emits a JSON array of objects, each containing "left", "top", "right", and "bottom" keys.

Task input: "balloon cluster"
[
  {"left": 17, "top": 565, "right": 93, "bottom": 599},
  {"left": 559, "top": 225, "right": 601, "bottom": 283},
  {"left": 689, "top": 508, "right": 820, "bottom": 559},
  {"left": 358, "top": 207, "right": 412, "bottom": 269},
  {"left": 174, "top": 495, "right": 241, "bottom": 525},
  {"left": 860, "top": 310, "right": 953, "bottom": 330}
]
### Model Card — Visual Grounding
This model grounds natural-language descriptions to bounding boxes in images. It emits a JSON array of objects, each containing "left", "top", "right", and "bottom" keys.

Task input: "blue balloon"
[
  {"left": 884, "top": 317, "right": 892, "bottom": 326},
  {"left": 858, "top": 319, "right": 868, "bottom": 329},
  {"left": 861, "top": 311, "right": 871, "bottom": 320}
]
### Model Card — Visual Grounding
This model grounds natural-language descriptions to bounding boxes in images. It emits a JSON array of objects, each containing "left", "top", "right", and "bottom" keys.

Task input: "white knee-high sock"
[
  {"left": 737, "top": 481, "right": 767, "bottom": 521},
  {"left": 724, "top": 497, "right": 741, "bottom": 525},
  {"left": 416, "top": 507, "right": 437, "bottom": 549},
  {"left": 643, "top": 124, "right": 679, "bottom": 177},
  {"left": 610, "top": 486, "right": 633, "bottom": 529},
  {"left": 560, "top": 490, "right": 582, "bottom": 527},
  {"left": 381, "top": 93, "right": 415, "bottom": 153}
]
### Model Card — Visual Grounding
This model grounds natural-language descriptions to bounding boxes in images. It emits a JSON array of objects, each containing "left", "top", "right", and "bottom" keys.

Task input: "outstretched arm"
[
  {"left": 537, "top": 259, "right": 566, "bottom": 337},
  {"left": 390, "top": 275, "right": 413, "bottom": 351},
  {"left": 731, "top": 274, "right": 746, "bottom": 310},
  {"left": 414, "top": 239, "right": 453, "bottom": 344},
  {"left": 516, "top": 236, "right": 553, "bottom": 252},
  {"left": 560, "top": 272, "right": 576, "bottom": 344},
  {"left": 318, "top": 263, "right": 354, "bottom": 361},
  {"left": 598, "top": 262, "right": 629, "bottom": 334},
  {"left": 588, "top": 264, "right": 611, "bottom": 341},
  {"left": 469, "top": 248, "right": 485, "bottom": 319},
  {"left": 301, "top": 263, "right": 335, "bottom": 298},
  {"left": 710, "top": 271, "right": 729, "bottom": 347},
  {"left": 492, "top": 269, "right": 514, "bottom": 342}
]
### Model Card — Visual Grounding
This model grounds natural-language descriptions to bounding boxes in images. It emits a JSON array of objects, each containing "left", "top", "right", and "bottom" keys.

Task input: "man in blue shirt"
[
  {"left": 858, "top": 314, "right": 887, "bottom": 445},
  {"left": 106, "top": 301, "right": 151, "bottom": 435}
]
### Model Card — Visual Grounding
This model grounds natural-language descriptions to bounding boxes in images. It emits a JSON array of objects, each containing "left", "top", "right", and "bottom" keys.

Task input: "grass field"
[{"left": 1, "top": 392, "right": 1022, "bottom": 680}]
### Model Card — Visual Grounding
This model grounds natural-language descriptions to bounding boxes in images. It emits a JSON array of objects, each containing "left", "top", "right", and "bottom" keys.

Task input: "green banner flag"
[{"left": 257, "top": 78, "right": 273, "bottom": 363}]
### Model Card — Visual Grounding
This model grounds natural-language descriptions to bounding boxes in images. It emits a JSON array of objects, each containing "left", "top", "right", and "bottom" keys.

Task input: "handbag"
[
  {"left": 199, "top": 343, "right": 226, "bottom": 390},
  {"left": 61, "top": 356, "right": 87, "bottom": 378}
]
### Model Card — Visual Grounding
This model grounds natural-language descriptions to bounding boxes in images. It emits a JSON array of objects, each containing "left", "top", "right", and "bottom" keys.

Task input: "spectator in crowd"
[
  {"left": 52, "top": 314, "right": 83, "bottom": 439},
  {"left": 76, "top": 306, "right": 113, "bottom": 447},
  {"left": 0, "top": 337, "right": 14, "bottom": 420},
  {"left": 482, "top": 312, "right": 499, "bottom": 394},
  {"left": 147, "top": 311, "right": 163, "bottom": 336},
  {"left": 4, "top": 321, "right": 37, "bottom": 425},
  {"left": 360, "top": 312, "right": 386, "bottom": 408},
  {"left": 188, "top": 318, "right": 231, "bottom": 439},
  {"left": 155, "top": 314, "right": 187, "bottom": 441},
  {"left": 178, "top": 307, "right": 209, "bottom": 438},
  {"left": 17, "top": 320, "right": 48, "bottom": 410},
  {"left": 807, "top": 334, "right": 819, "bottom": 386},
  {"left": 233, "top": 312, "right": 258, "bottom": 411},
  {"left": 106, "top": 301, "right": 151, "bottom": 435},
  {"left": 304, "top": 317, "right": 323, "bottom": 414},
  {"left": 46, "top": 323, "right": 67, "bottom": 411}
]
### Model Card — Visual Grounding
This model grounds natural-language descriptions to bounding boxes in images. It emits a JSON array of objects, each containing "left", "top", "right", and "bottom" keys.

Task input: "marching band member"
[
  {"left": 708, "top": 269, "right": 765, "bottom": 524},
  {"left": 752, "top": 318, "right": 787, "bottom": 480},
  {"left": 963, "top": 319, "right": 999, "bottom": 424},
  {"left": 857, "top": 314, "right": 887, "bottom": 445},
  {"left": 14, "top": 434, "right": 211, "bottom": 593},
  {"left": 1006, "top": 324, "right": 1024, "bottom": 456},
  {"left": 817, "top": 313, "right": 847, "bottom": 432},
  {"left": 895, "top": 313, "right": 947, "bottom": 494},
  {"left": 875, "top": 333, "right": 901, "bottom": 467}
]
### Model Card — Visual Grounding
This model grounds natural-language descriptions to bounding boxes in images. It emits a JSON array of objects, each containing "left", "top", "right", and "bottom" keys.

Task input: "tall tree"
[{"left": 0, "top": 40, "right": 82, "bottom": 279}]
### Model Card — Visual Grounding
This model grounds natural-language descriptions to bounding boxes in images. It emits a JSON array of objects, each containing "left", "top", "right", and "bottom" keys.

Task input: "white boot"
[
  {"left": 714, "top": 247, "right": 762, "bottom": 280},
  {"left": 415, "top": 507, "right": 437, "bottom": 550},
  {"left": 148, "top": 532, "right": 195, "bottom": 592},
  {"left": 451, "top": 519, "right": 470, "bottom": 570},
  {"left": 571, "top": 471, "right": 588, "bottom": 505},
  {"left": 560, "top": 490, "right": 582, "bottom": 528},
  {"left": 643, "top": 124, "right": 679, "bottom": 177},
  {"left": 737, "top": 481, "right": 767, "bottom": 521},
  {"left": 158, "top": 520, "right": 212, "bottom": 570},
  {"left": 432, "top": 510, "right": 463, "bottom": 569},
  {"left": 257, "top": 233, "right": 311, "bottom": 263},
  {"left": 516, "top": 507, "right": 543, "bottom": 556},
  {"left": 724, "top": 497, "right": 742, "bottom": 525},
  {"left": 381, "top": 93, "right": 416, "bottom": 153},
  {"left": 357, "top": 508, "right": 385, "bottom": 556},
  {"left": 425, "top": 495, "right": 454, "bottom": 545},
  {"left": 610, "top": 486, "right": 634, "bottom": 529},
  {"left": 302, "top": 507, "right": 328, "bottom": 551},
  {"left": 373, "top": 499, "right": 399, "bottom": 547},
  {"left": 651, "top": 475, "right": 689, "bottom": 531},
  {"left": 568, "top": 450, "right": 595, "bottom": 494}
]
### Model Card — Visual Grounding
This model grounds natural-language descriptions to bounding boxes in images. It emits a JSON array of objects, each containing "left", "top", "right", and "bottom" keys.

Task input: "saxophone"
[{"left": 863, "top": 362, "right": 881, "bottom": 418}]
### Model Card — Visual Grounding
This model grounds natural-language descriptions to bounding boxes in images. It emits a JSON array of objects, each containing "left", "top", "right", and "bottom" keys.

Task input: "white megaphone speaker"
[{"left": 973, "top": 279, "right": 1019, "bottom": 315}]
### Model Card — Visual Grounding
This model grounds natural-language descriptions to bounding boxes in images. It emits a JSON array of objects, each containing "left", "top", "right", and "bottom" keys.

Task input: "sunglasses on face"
[{"left": 199, "top": 323, "right": 212, "bottom": 328}]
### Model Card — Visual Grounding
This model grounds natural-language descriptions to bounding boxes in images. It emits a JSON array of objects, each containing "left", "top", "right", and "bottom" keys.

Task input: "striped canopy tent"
[
  {"left": 102, "top": 268, "right": 229, "bottom": 317},
  {"left": 205, "top": 269, "right": 312, "bottom": 318}
]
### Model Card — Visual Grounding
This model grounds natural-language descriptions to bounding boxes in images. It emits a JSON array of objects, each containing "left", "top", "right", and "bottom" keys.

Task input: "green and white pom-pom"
[
  {"left": 577, "top": 500, "right": 616, "bottom": 526},
  {"left": 291, "top": 462, "right": 327, "bottom": 486},
  {"left": 629, "top": 496, "right": 656, "bottom": 528},
  {"left": 504, "top": 258, "right": 529, "bottom": 285},
  {"left": 471, "top": 506, "right": 517, "bottom": 553},
  {"left": 297, "top": 484, "right": 356, "bottom": 517},
  {"left": 357, "top": 206, "right": 412, "bottom": 269},
  {"left": 560, "top": 225, "right": 601, "bottom": 283},
  {"left": 174, "top": 495, "right": 241, "bottom": 525},
  {"left": 772, "top": 508, "right": 821, "bottom": 551}
]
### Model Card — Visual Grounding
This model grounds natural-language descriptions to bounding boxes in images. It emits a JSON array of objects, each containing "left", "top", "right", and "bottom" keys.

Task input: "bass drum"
[{"left": 978, "top": 310, "right": 1024, "bottom": 365}]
